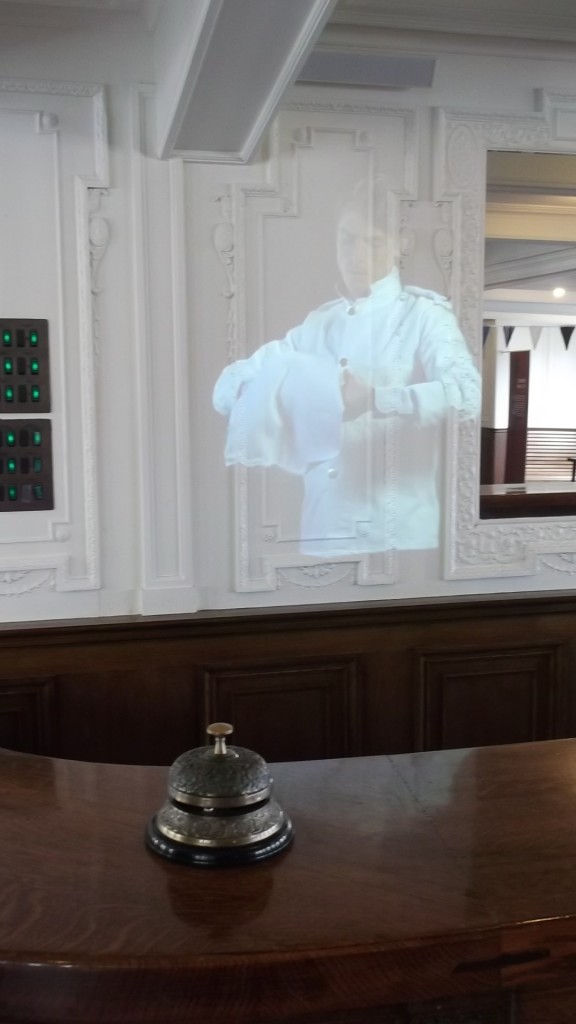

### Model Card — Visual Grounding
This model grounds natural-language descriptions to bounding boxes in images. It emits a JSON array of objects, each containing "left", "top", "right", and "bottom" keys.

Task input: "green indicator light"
[
  {"left": 3, "top": 359, "right": 12, "bottom": 374},
  {"left": 6, "top": 431, "right": 15, "bottom": 447},
  {"left": 31, "top": 386, "right": 40, "bottom": 402},
  {"left": 33, "top": 431, "right": 42, "bottom": 446},
  {"left": 30, "top": 359, "right": 39, "bottom": 374},
  {"left": 2, "top": 331, "right": 11, "bottom": 346},
  {"left": 33, "top": 484, "right": 43, "bottom": 500},
  {"left": 8, "top": 486, "right": 16, "bottom": 501},
  {"left": 33, "top": 457, "right": 42, "bottom": 473},
  {"left": 29, "top": 331, "right": 38, "bottom": 346},
  {"left": 7, "top": 459, "right": 16, "bottom": 474},
  {"left": 5, "top": 388, "right": 14, "bottom": 403}
]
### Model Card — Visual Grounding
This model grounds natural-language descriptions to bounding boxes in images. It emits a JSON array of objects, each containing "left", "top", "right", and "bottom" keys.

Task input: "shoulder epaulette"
[{"left": 404, "top": 284, "right": 452, "bottom": 309}]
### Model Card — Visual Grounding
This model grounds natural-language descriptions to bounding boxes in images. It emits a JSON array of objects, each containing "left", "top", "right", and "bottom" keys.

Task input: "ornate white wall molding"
[
  {"left": 0, "top": 79, "right": 103, "bottom": 97},
  {"left": 435, "top": 92, "right": 576, "bottom": 579},
  {"left": 0, "top": 79, "right": 109, "bottom": 596}
]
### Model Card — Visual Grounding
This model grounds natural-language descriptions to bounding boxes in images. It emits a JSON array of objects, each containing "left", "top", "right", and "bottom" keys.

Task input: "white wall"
[{"left": 6, "top": 21, "right": 576, "bottom": 621}]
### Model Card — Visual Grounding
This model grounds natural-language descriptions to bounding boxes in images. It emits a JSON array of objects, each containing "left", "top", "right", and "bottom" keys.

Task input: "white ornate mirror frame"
[{"left": 436, "top": 91, "right": 576, "bottom": 580}]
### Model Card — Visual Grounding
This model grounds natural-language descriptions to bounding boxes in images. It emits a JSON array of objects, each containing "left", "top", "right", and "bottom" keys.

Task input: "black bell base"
[{"left": 146, "top": 815, "right": 294, "bottom": 866}]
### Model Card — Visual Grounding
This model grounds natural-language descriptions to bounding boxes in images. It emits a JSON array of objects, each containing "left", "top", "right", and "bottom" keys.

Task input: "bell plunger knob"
[{"left": 206, "top": 722, "right": 234, "bottom": 756}]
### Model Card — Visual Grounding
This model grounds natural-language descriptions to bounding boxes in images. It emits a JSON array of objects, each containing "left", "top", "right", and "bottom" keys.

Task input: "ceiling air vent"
[{"left": 298, "top": 51, "right": 436, "bottom": 88}]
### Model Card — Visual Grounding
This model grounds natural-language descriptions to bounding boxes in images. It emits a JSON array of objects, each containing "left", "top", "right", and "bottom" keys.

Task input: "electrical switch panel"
[
  {"left": 0, "top": 319, "right": 53, "bottom": 512},
  {"left": 0, "top": 319, "right": 50, "bottom": 413},
  {"left": 0, "top": 420, "right": 53, "bottom": 510}
]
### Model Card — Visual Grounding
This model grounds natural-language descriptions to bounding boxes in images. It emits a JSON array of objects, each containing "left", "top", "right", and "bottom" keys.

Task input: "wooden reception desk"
[{"left": 4, "top": 740, "right": 576, "bottom": 1023}]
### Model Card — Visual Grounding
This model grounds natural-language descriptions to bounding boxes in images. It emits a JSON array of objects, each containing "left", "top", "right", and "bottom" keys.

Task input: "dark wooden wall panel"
[
  {"left": 0, "top": 593, "right": 575, "bottom": 764},
  {"left": 53, "top": 670, "right": 199, "bottom": 765},
  {"left": 0, "top": 677, "right": 53, "bottom": 754},
  {"left": 203, "top": 660, "right": 361, "bottom": 762},
  {"left": 416, "top": 646, "right": 567, "bottom": 751}
]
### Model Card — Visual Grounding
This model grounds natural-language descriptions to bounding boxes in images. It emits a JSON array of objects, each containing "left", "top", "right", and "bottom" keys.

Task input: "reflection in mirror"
[{"left": 480, "top": 151, "right": 576, "bottom": 519}]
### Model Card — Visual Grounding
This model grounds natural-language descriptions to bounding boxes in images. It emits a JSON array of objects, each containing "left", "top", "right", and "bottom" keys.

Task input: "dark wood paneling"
[
  {"left": 0, "top": 677, "right": 53, "bottom": 754},
  {"left": 53, "top": 670, "right": 199, "bottom": 765},
  {"left": 416, "top": 646, "right": 567, "bottom": 751},
  {"left": 0, "top": 593, "right": 574, "bottom": 764},
  {"left": 202, "top": 659, "right": 361, "bottom": 761}
]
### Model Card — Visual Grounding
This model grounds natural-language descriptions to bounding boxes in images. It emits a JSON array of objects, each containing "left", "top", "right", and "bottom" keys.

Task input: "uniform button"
[{"left": 327, "top": 468, "right": 338, "bottom": 479}]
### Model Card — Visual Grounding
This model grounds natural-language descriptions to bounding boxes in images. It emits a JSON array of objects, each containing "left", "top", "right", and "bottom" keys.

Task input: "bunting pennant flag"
[
  {"left": 561, "top": 325, "right": 576, "bottom": 349},
  {"left": 482, "top": 323, "right": 491, "bottom": 346},
  {"left": 529, "top": 325, "right": 543, "bottom": 349},
  {"left": 503, "top": 326, "right": 515, "bottom": 346}
]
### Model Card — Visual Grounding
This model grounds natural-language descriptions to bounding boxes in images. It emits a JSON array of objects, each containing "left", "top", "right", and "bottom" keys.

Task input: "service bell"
[{"left": 146, "top": 723, "right": 293, "bottom": 866}]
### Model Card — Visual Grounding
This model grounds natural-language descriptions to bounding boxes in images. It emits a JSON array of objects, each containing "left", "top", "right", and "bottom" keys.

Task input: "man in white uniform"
[{"left": 213, "top": 185, "right": 480, "bottom": 557}]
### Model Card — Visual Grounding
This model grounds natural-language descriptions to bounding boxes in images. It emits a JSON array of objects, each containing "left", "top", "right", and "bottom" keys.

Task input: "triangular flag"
[
  {"left": 483, "top": 323, "right": 491, "bottom": 346},
  {"left": 529, "top": 325, "right": 543, "bottom": 348},
  {"left": 561, "top": 325, "right": 575, "bottom": 349},
  {"left": 503, "top": 326, "right": 515, "bottom": 346}
]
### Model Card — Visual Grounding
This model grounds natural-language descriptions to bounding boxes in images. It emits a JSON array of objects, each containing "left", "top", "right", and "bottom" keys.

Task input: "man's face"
[{"left": 336, "top": 207, "right": 391, "bottom": 299}]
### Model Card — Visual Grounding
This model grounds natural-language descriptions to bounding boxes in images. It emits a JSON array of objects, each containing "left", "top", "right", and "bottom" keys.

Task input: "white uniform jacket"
[{"left": 213, "top": 269, "right": 480, "bottom": 555}]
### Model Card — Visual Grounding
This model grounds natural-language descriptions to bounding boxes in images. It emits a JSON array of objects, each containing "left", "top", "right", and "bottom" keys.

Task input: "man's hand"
[{"left": 341, "top": 370, "right": 374, "bottom": 420}]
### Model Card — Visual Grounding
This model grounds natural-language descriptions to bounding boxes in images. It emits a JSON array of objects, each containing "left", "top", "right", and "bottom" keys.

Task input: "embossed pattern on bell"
[
  {"left": 168, "top": 745, "right": 272, "bottom": 805},
  {"left": 156, "top": 798, "right": 287, "bottom": 848}
]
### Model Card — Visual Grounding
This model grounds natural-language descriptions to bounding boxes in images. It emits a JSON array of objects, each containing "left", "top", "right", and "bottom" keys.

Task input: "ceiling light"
[{"left": 553, "top": 287, "right": 566, "bottom": 297}]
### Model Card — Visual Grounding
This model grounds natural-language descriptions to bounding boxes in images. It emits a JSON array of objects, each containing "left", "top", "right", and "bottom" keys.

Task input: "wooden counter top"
[{"left": 3, "top": 740, "right": 576, "bottom": 1023}]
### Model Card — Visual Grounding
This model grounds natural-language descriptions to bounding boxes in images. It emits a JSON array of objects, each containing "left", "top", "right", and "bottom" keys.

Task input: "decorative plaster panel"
[
  {"left": 212, "top": 101, "right": 418, "bottom": 593},
  {"left": 0, "top": 80, "right": 108, "bottom": 597}
]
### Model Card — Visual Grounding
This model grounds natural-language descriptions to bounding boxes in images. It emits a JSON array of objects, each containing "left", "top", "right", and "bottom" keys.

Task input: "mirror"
[{"left": 480, "top": 150, "right": 576, "bottom": 519}]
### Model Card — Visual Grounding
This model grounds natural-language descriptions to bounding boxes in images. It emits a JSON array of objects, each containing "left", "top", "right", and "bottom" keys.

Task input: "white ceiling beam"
[{"left": 153, "top": 0, "right": 337, "bottom": 163}]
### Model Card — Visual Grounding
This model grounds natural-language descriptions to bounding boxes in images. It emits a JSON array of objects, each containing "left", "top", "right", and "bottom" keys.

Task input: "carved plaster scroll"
[
  {"left": 434, "top": 94, "right": 576, "bottom": 579},
  {"left": 36, "top": 112, "right": 59, "bottom": 134},
  {"left": 212, "top": 187, "right": 236, "bottom": 361},
  {"left": 88, "top": 188, "right": 110, "bottom": 368},
  {"left": 278, "top": 564, "right": 355, "bottom": 588},
  {"left": 540, "top": 553, "right": 576, "bottom": 573},
  {"left": 0, "top": 570, "right": 55, "bottom": 596}
]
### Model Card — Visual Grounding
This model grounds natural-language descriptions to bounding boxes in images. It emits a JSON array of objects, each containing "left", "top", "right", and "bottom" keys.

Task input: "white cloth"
[{"left": 213, "top": 269, "right": 480, "bottom": 555}]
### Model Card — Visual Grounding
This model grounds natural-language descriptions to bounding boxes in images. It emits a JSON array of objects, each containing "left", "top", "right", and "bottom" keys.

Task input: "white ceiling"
[
  {"left": 329, "top": 0, "right": 576, "bottom": 44},
  {"left": 0, "top": 0, "right": 141, "bottom": 8},
  {"left": 3, "top": 0, "right": 576, "bottom": 49},
  {"left": 3, "top": 0, "right": 576, "bottom": 45}
]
